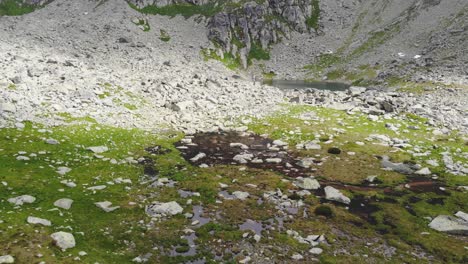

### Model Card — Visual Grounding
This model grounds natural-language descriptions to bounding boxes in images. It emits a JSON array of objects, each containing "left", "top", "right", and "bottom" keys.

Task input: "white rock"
[
  {"left": 8, "top": 195, "right": 36, "bottom": 205},
  {"left": 0, "top": 102, "right": 16, "bottom": 113},
  {"left": 54, "top": 198, "right": 74, "bottom": 210},
  {"left": 146, "top": 201, "right": 183, "bottom": 217},
  {"left": 253, "top": 234, "right": 261, "bottom": 242},
  {"left": 415, "top": 167, "right": 431, "bottom": 175},
  {"left": 266, "top": 158, "right": 282, "bottom": 163},
  {"left": 455, "top": 211, "right": 468, "bottom": 222},
  {"left": 309, "top": 247, "right": 323, "bottom": 255},
  {"left": 16, "top": 156, "right": 30, "bottom": 161},
  {"left": 190, "top": 152, "right": 206, "bottom": 162},
  {"left": 95, "top": 201, "right": 120, "bottom": 212},
  {"left": 304, "top": 142, "right": 321, "bottom": 150},
  {"left": 60, "top": 180, "right": 76, "bottom": 187},
  {"left": 428, "top": 215, "right": 468, "bottom": 235},
  {"left": 87, "top": 146, "right": 108, "bottom": 153},
  {"left": 296, "top": 178, "right": 320, "bottom": 190},
  {"left": 233, "top": 191, "right": 250, "bottom": 200},
  {"left": 45, "top": 138, "right": 59, "bottom": 145},
  {"left": 56, "top": 167, "right": 71, "bottom": 175},
  {"left": 0, "top": 255, "right": 14, "bottom": 264},
  {"left": 88, "top": 185, "right": 106, "bottom": 191},
  {"left": 291, "top": 253, "right": 303, "bottom": 260},
  {"left": 233, "top": 153, "right": 254, "bottom": 164},
  {"left": 366, "top": 175, "right": 378, "bottom": 183},
  {"left": 239, "top": 256, "right": 251, "bottom": 264},
  {"left": 27, "top": 216, "right": 52, "bottom": 226},
  {"left": 229, "top": 143, "right": 249, "bottom": 150},
  {"left": 51, "top": 231, "right": 76, "bottom": 251},
  {"left": 324, "top": 186, "right": 351, "bottom": 204},
  {"left": 272, "top": 140, "right": 288, "bottom": 147}
]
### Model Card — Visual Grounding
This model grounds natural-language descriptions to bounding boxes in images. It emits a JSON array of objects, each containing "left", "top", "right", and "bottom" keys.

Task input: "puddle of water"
[
  {"left": 265, "top": 80, "right": 350, "bottom": 91},
  {"left": 239, "top": 219, "right": 264, "bottom": 236},
  {"left": 192, "top": 205, "right": 210, "bottom": 227},
  {"left": 170, "top": 233, "right": 197, "bottom": 257}
]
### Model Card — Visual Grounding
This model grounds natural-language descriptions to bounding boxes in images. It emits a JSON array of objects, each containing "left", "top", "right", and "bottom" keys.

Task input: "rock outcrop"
[{"left": 127, "top": 0, "right": 318, "bottom": 67}]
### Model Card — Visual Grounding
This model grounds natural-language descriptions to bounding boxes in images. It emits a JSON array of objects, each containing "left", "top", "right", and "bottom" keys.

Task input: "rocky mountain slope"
[
  {"left": 0, "top": 1, "right": 467, "bottom": 264},
  {"left": 0, "top": 0, "right": 283, "bottom": 132}
]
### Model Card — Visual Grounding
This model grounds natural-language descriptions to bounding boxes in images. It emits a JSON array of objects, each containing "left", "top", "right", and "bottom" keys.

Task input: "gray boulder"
[
  {"left": 146, "top": 201, "right": 183, "bottom": 217},
  {"left": 324, "top": 186, "right": 351, "bottom": 204},
  {"left": 51, "top": 232, "right": 76, "bottom": 251},
  {"left": 428, "top": 215, "right": 468, "bottom": 235}
]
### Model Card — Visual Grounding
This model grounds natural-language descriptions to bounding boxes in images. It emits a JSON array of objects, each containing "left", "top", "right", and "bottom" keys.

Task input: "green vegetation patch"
[
  {"left": 306, "top": 0, "right": 320, "bottom": 30},
  {"left": 0, "top": 0, "right": 36, "bottom": 16},
  {"left": 128, "top": 1, "right": 222, "bottom": 18},
  {"left": 160, "top": 29, "right": 171, "bottom": 42}
]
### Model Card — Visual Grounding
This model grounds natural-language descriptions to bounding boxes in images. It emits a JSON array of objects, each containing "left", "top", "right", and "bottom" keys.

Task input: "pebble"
[{"left": 309, "top": 247, "right": 323, "bottom": 255}]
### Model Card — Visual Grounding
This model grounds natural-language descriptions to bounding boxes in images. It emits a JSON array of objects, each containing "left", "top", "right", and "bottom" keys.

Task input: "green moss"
[
  {"left": 7, "top": 83, "right": 17, "bottom": 90},
  {"left": 160, "top": 29, "right": 171, "bottom": 42},
  {"left": 306, "top": 0, "right": 320, "bottom": 30},
  {"left": 314, "top": 205, "right": 334, "bottom": 218},
  {"left": 0, "top": 0, "right": 36, "bottom": 16},
  {"left": 201, "top": 48, "right": 242, "bottom": 70},
  {"left": 248, "top": 42, "right": 270, "bottom": 62},
  {"left": 128, "top": 1, "right": 222, "bottom": 18},
  {"left": 133, "top": 18, "right": 151, "bottom": 32},
  {"left": 123, "top": 103, "right": 138, "bottom": 110}
]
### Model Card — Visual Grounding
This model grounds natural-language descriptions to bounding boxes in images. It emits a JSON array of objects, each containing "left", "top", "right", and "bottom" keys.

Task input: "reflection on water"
[{"left": 265, "top": 79, "right": 350, "bottom": 91}]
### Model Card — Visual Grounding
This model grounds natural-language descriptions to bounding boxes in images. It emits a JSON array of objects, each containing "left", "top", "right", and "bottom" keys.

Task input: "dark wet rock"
[
  {"left": 327, "top": 147, "right": 341, "bottom": 155},
  {"left": 145, "top": 145, "right": 171, "bottom": 155}
]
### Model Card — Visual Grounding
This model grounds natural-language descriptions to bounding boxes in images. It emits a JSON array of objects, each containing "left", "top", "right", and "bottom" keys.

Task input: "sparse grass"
[
  {"left": 306, "top": 0, "right": 320, "bottom": 30},
  {"left": 1, "top": 104, "right": 466, "bottom": 263},
  {"left": 0, "top": 0, "right": 36, "bottom": 16},
  {"left": 201, "top": 48, "right": 241, "bottom": 70},
  {"left": 247, "top": 104, "right": 467, "bottom": 186},
  {"left": 248, "top": 42, "right": 270, "bottom": 63},
  {"left": 128, "top": 2, "right": 222, "bottom": 18}
]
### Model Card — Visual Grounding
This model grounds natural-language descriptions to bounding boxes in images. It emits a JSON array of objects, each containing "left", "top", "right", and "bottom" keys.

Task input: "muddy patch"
[{"left": 175, "top": 131, "right": 312, "bottom": 178}]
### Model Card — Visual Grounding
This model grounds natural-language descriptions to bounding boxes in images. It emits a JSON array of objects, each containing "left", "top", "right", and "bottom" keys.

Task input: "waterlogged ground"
[{"left": 0, "top": 105, "right": 467, "bottom": 263}]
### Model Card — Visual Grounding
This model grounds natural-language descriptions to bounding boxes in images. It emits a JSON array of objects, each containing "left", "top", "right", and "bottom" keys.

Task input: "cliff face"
[
  {"left": 208, "top": 0, "right": 315, "bottom": 68},
  {"left": 129, "top": 0, "right": 209, "bottom": 8},
  {"left": 127, "top": 0, "right": 317, "bottom": 68}
]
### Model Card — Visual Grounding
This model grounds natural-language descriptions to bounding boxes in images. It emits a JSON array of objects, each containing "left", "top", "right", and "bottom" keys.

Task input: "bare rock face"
[
  {"left": 127, "top": 0, "right": 317, "bottom": 68},
  {"left": 129, "top": 0, "right": 209, "bottom": 8}
]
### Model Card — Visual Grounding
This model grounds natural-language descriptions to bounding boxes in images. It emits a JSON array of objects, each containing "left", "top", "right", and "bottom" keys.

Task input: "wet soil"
[{"left": 172, "top": 131, "right": 446, "bottom": 194}]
